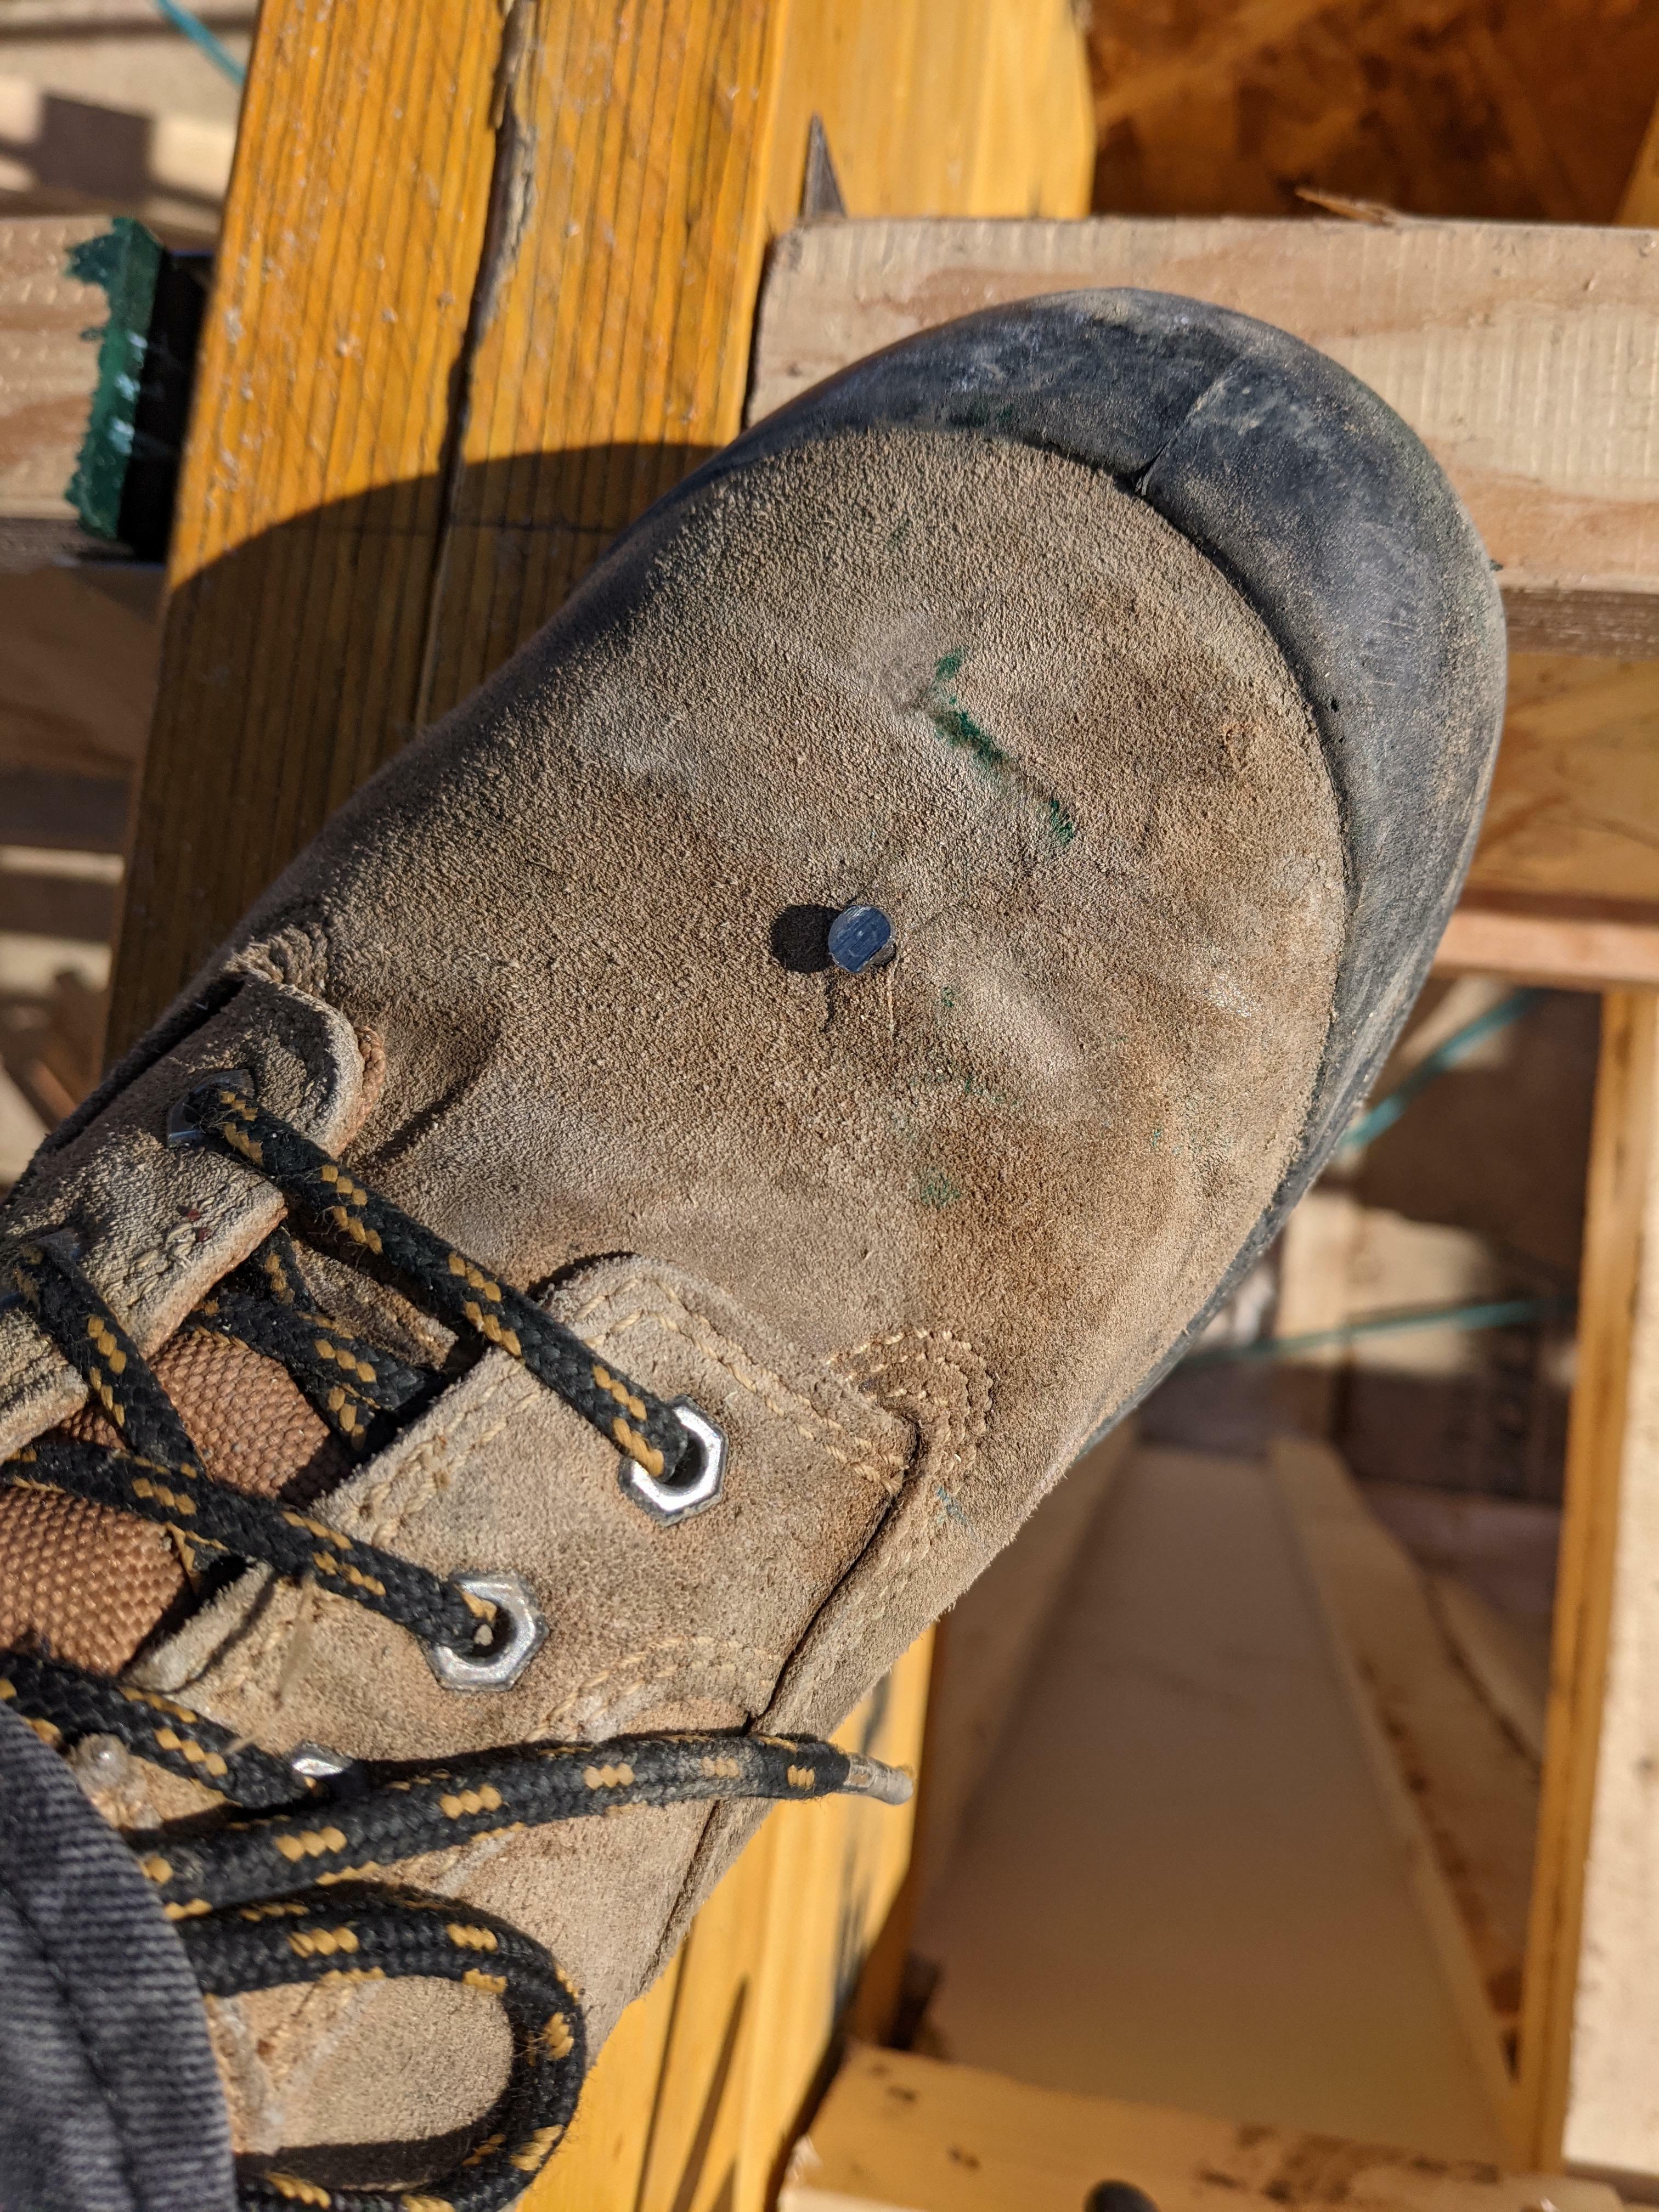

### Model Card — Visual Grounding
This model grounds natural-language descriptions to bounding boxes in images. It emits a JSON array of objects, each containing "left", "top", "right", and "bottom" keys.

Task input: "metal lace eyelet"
[
  {"left": 165, "top": 1065, "right": 254, "bottom": 1149},
  {"left": 619, "top": 1400, "right": 726, "bottom": 1526},
  {"left": 424, "top": 1570, "right": 548, "bottom": 1692},
  {"left": 289, "top": 1741, "right": 353, "bottom": 1785}
]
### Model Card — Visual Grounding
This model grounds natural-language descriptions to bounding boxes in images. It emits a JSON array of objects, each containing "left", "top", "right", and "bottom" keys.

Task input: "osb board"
[
  {"left": 1087, "top": 0, "right": 1659, "bottom": 228},
  {"left": 531, "top": 1629, "right": 932, "bottom": 2212},
  {"left": 748, "top": 214, "right": 1659, "bottom": 656},
  {"left": 783, "top": 2046, "right": 1620, "bottom": 2212}
]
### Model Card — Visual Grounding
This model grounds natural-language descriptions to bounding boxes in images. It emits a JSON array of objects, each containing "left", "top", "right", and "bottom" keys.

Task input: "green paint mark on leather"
[
  {"left": 916, "top": 1167, "right": 962, "bottom": 1210},
  {"left": 923, "top": 652, "right": 1076, "bottom": 854},
  {"left": 933, "top": 701, "right": 1008, "bottom": 775},
  {"left": 914, "top": 1057, "right": 1018, "bottom": 1112}
]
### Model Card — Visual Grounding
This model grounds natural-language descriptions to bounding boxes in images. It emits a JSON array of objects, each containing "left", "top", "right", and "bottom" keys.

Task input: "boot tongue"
[{"left": 0, "top": 1330, "right": 346, "bottom": 1674}]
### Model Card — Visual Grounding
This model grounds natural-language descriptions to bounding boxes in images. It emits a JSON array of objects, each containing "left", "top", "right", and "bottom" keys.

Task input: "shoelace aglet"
[{"left": 840, "top": 1753, "right": 913, "bottom": 1806}]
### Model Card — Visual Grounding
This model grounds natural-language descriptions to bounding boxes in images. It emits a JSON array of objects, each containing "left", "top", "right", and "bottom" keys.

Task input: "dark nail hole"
[
  {"left": 770, "top": 904, "right": 837, "bottom": 974},
  {"left": 1086, "top": 2185, "right": 1160, "bottom": 2212}
]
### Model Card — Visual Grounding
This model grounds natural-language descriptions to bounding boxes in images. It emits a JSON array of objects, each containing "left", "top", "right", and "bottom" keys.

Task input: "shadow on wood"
[{"left": 114, "top": 444, "right": 717, "bottom": 1050}]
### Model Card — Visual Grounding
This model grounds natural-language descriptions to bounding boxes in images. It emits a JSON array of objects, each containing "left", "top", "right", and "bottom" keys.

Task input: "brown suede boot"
[{"left": 0, "top": 290, "right": 1503, "bottom": 2211}]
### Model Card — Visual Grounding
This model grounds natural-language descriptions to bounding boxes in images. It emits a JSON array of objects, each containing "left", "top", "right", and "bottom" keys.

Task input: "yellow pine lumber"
[
  {"left": 783, "top": 2046, "right": 1623, "bottom": 2212},
  {"left": 110, "top": 0, "right": 1093, "bottom": 1051}
]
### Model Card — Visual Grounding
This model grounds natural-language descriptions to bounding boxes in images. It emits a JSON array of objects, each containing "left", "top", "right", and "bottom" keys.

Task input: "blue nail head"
[{"left": 827, "top": 904, "right": 894, "bottom": 977}]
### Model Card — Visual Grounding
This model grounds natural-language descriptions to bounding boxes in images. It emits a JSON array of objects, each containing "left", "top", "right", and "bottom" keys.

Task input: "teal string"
[
  {"left": 1339, "top": 988, "right": 1542, "bottom": 1155},
  {"left": 1188, "top": 1292, "right": 1576, "bottom": 1370},
  {"left": 151, "top": 0, "right": 246, "bottom": 87}
]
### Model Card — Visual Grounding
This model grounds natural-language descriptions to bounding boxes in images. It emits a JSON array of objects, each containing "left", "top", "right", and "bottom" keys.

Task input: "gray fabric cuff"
[{"left": 0, "top": 1704, "right": 235, "bottom": 2212}]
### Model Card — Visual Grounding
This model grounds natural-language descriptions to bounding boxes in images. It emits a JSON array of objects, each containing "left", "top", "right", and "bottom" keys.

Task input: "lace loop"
[
  {"left": 178, "top": 1885, "right": 586, "bottom": 2212},
  {"left": 0, "top": 1080, "right": 912, "bottom": 2206}
]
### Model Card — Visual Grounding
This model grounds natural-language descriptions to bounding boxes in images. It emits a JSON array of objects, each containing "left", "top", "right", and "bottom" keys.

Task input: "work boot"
[{"left": 0, "top": 290, "right": 1504, "bottom": 2209}]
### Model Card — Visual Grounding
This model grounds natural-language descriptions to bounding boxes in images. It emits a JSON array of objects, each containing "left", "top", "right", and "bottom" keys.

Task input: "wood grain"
[
  {"left": 1273, "top": 1436, "right": 1536, "bottom": 2108},
  {"left": 763, "top": 0, "right": 1093, "bottom": 234},
  {"left": 1517, "top": 992, "right": 1657, "bottom": 2171},
  {"left": 1088, "top": 0, "right": 1659, "bottom": 229},
  {"left": 532, "top": 1630, "right": 934, "bottom": 2212},
  {"left": 1622, "top": 96, "right": 1659, "bottom": 227},
  {"left": 0, "top": 566, "right": 159, "bottom": 781},
  {"left": 110, "top": 0, "right": 1093, "bottom": 1051},
  {"left": 1469, "top": 660, "right": 1659, "bottom": 910},
  {"left": 915, "top": 1445, "right": 1511, "bottom": 2158},
  {"left": 913, "top": 1421, "right": 1131, "bottom": 1909},
  {"left": 1432, "top": 654, "right": 1659, "bottom": 990},
  {"left": 0, "top": 213, "right": 111, "bottom": 518},
  {"left": 1434, "top": 907, "right": 1659, "bottom": 994},
  {"left": 783, "top": 2045, "right": 1621, "bottom": 2212}
]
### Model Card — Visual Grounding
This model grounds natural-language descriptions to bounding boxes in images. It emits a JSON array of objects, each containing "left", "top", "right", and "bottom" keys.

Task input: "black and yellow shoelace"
[{"left": 1, "top": 1075, "right": 907, "bottom": 2212}]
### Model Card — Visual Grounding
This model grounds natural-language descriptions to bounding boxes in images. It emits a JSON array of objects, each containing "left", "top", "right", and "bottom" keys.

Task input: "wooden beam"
[
  {"left": 0, "top": 566, "right": 159, "bottom": 785},
  {"left": 781, "top": 2046, "right": 1622, "bottom": 2212},
  {"left": 913, "top": 1421, "right": 1131, "bottom": 1906},
  {"left": 913, "top": 1443, "right": 1514, "bottom": 2158},
  {"left": 1434, "top": 907, "right": 1659, "bottom": 994},
  {"left": 749, "top": 217, "right": 1659, "bottom": 991},
  {"left": 1272, "top": 1437, "right": 1537, "bottom": 2097},
  {"left": 0, "top": 213, "right": 115, "bottom": 523},
  {"left": 1434, "top": 654, "right": 1659, "bottom": 991},
  {"left": 1517, "top": 993, "right": 1659, "bottom": 2184},
  {"left": 108, "top": 0, "right": 1093, "bottom": 1053},
  {"left": 749, "top": 213, "right": 1659, "bottom": 657}
]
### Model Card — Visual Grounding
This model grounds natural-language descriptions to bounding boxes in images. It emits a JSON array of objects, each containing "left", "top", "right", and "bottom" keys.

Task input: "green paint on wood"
[{"left": 65, "top": 218, "right": 163, "bottom": 542}]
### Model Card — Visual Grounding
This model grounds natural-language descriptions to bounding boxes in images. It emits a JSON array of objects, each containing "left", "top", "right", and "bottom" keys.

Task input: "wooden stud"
[
  {"left": 1272, "top": 1435, "right": 1536, "bottom": 2128},
  {"left": 1517, "top": 992, "right": 1659, "bottom": 2176},
  {"left": 109, "top": 0, "right": 1093, "bottom": 1053}
]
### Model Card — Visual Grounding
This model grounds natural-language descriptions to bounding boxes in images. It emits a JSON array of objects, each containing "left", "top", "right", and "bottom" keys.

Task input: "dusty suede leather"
[
  {"left": 1, "top": 420, "right": 1374, "bottom": 2165},
  {"left": 0, "top": 980, "right": 364, "bottom": 1468}
]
